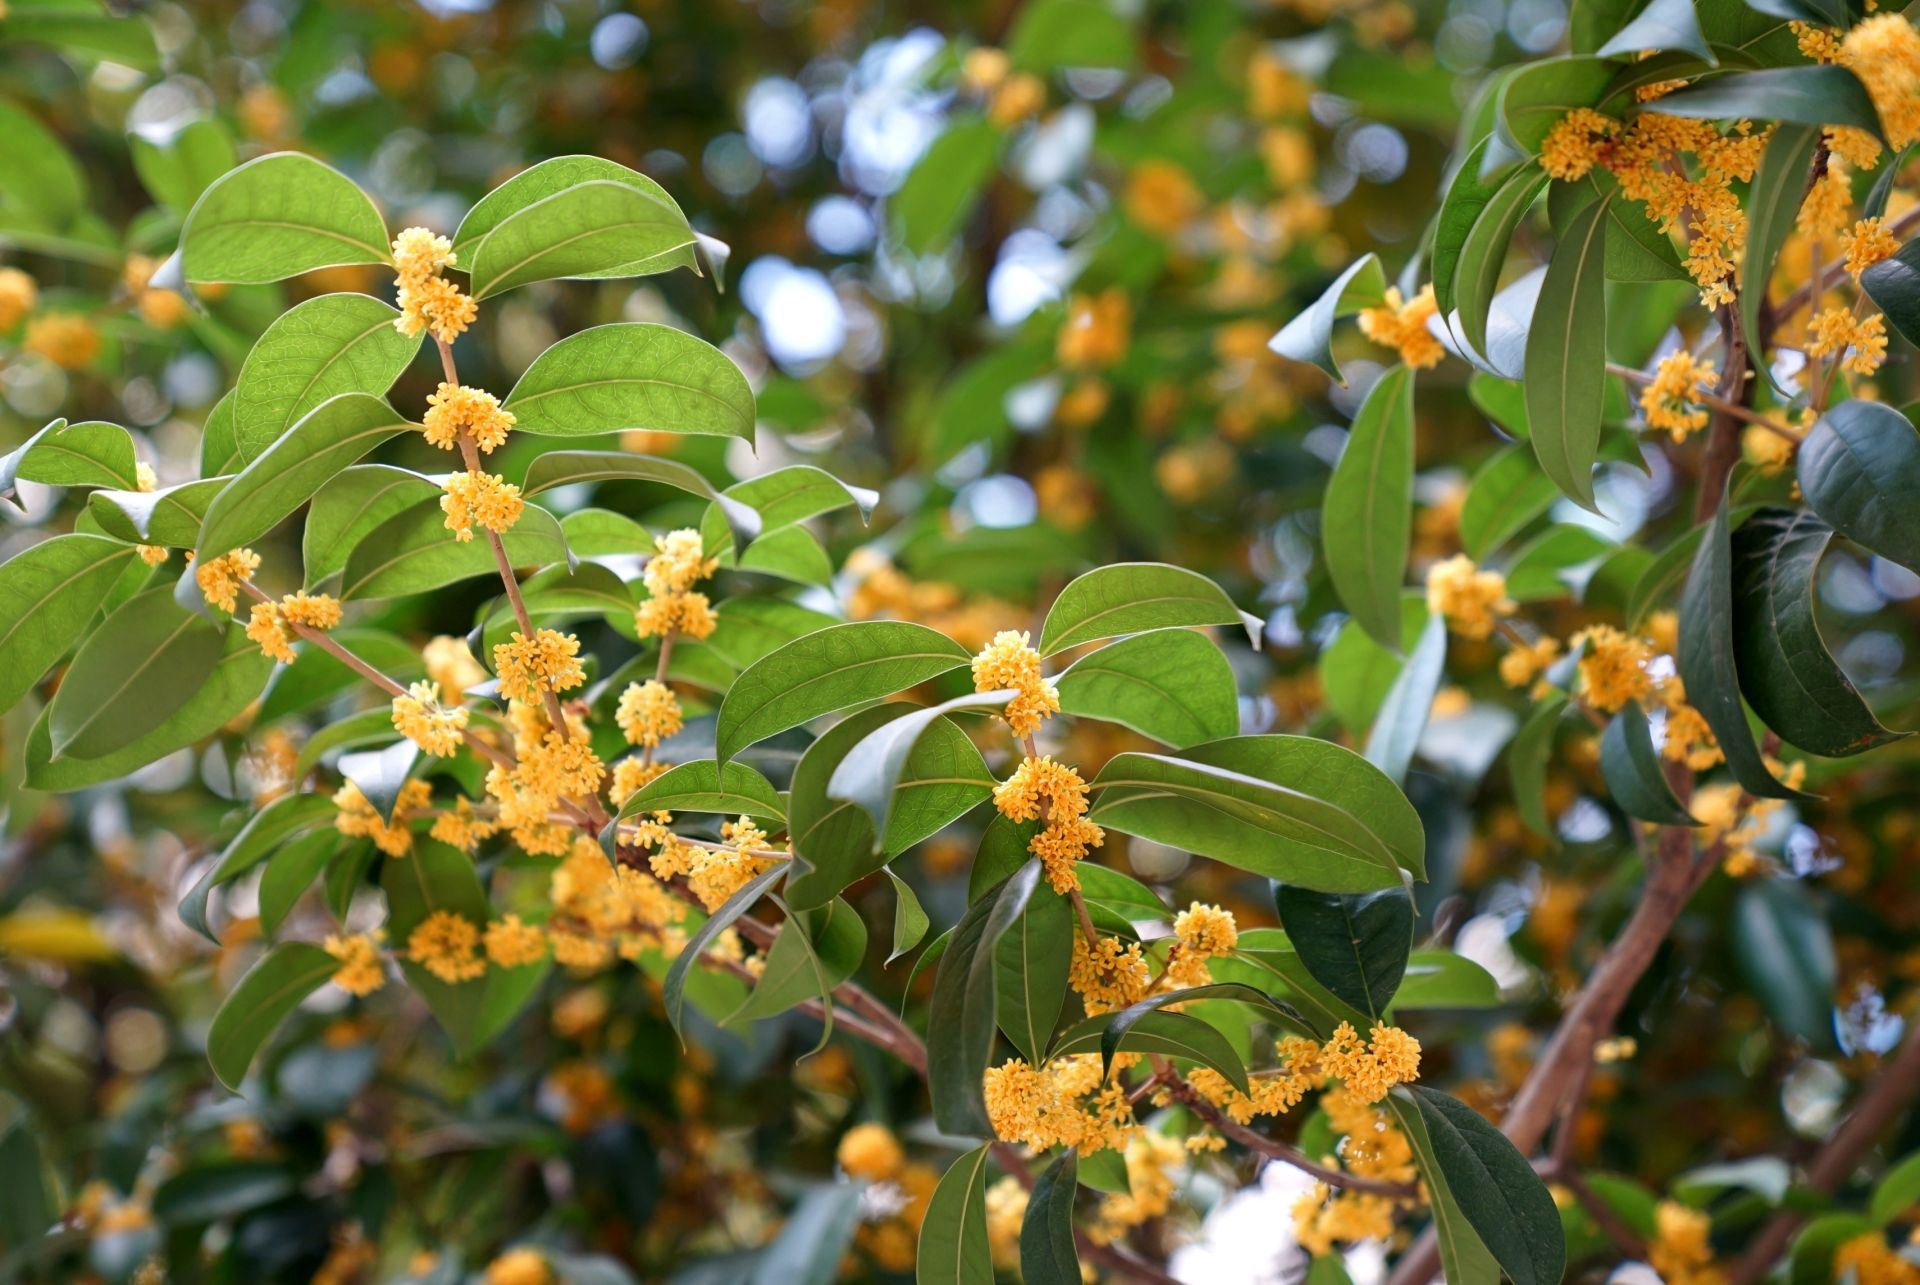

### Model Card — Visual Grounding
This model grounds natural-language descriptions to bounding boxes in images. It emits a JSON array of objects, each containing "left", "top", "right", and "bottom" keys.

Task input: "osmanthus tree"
[
  {"left": 0, "top": 142, "right": 1578, "bottom": 1281},
  {"left": 1271, "top": 0, "right": 1920, "bottom": 1280}
]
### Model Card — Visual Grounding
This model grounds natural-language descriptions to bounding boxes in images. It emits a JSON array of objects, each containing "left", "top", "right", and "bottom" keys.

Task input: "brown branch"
[{"left": 1158, "top": 1072, "right": 1420, "bottom": 1199}]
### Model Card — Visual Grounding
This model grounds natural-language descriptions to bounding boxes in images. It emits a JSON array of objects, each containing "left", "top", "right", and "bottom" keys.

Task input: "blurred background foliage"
[{"left": 3, "top": 0, "right": 1919, "bottom": 1281}]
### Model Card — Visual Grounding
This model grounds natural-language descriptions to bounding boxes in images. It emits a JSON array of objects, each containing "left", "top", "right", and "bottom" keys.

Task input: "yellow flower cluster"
[
  {"left": 1844, "top": 217, "right": 1901, "bottom": 280},
  {"left": 1808, "top": 306, "right": 1889, "bottom": 378},
  {"left": 323, "top": 932, "right": 386, "bottom": 996},
  {"left": 1357, "top": 284, "right": 1444, "bottom": 369},
  {"left": 493, "top": 628, "right": 586, "bottom": 704},
  {"left": 391, "top": 227, "right": 477, "bottom": 344},
  {"left": 1086, "top": 1131, "right": 1186, "bottom": 1246},
  {"left": 993, "top": 755, "right": 1104, "bottom": 893},
  {"left": 652, "top": 816, "right": 785, "bottom": 912},
  {"left": 23, "top": 313, "right": 100, "bottom": 369},
  {"left": 430, "top": 796, "right": 497, "bottom": 852},
  {"left": 1057, "top": 287, "right": 1131, "bottom": 368},
  {"left": 1648, "top": 1201, "right": 1721, "bottom": 1285},
  {"left": 440, "top": 470, "right": 523, "bottom": 543},
  {"left": 195, "top": 547, "right": 261, "bottom": 613},
  {"left": 425, "top": 634, "right": 487, "bottom": 692},
  {"left": 333, "top": 779, "right": 432, "bottom": 857},
  {"left": 609, "top": 758, "right": 670, "bottom": 807},
  {"left": 1833, "top": 1233, "right": 1917, "bottom": 1285},
  {"left": 483, "top": 914, "right": 548, "bottom": 968},
  {"left": 983, "top": 1054, "right": 1139, "bottom": 1154},
  {"left": 1499, "top": 635, "right": 1562, "bottom": 690},
  {"left": 1292, "top": 1085, "right": 1419, "bottom": 1254},
  {"left": 1426, "top": 554, "right": 1512, "bottom": 640},
  {"left": 1189, "top": 1035, "right": 1325, "bottom": 1122},
  {"left": 1693, "top": 756, "right": 1807, "bottom": 875},
  {"left": 970, "top": 630, "right": 1060, "bottom": 737},
  {"left": 1571, "top": 624, "right": 1653, "bottom": 713},
  {"left": 1125, "top": 160, "right": 1203, "bottom": 235},
  {"left": 422, "top": 382, "right": 515, "bottom": 453},
  {"left": 616, "top": 679, "right": 682, "bottom": 748},
  {"left": 1167, "top": 902, "right": 1238, "bottom": 987},
  {"left": 483, "top": 1247, "right": 551, "bottom": 1285},
  {"left": 244, "top": 591, "right": 342, "bottom": 664},
  {"left": 548, "top": 836, "right": 688, "bottom": 964},
  {"left": 0, "top": 265, "right": 37, "bottom": 330},
  {"left": 390, "top": 680, "right": 470, "bottom": 756},
  {"left": 1842, "top": 15, "right": 1920, "bottom": 151},
  {"left": 1641, "top": 351, "right": 1717, "bottom": 441},
  {"left": 1319, "top": 1020, "right": 1423, "bottom": 1103},
  {"left": 1539, "top": 107, "right": 1618, "bottom": 181},
  {"left": 408, "top": 909, "right": 487, "bottom": 984},
  {"left": 836, "top": 1122, "right": 906, "bottom": 1181},
  {"left": 1069, "top": 934, "right": 1152, "bottom": 1014},
  {"left": 635, "top": 528, "right": 719, "bottom": 641}
]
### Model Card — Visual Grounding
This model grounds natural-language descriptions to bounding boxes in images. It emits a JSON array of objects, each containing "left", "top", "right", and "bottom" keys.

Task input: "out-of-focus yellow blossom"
[
  {"left": 323, "top": 932, "right": 386, "bottom": 996},
  {"left": 1248, "top": 50, "right": 1310, "bottom": 118},
  {"left": 1832, "top": 1233, "right": 1917, "bottom": 1285},
  {"left": 609, "top": 758, "right": 670, "bottom": 806},
  {"left": 124, "top": 254, "right": 189, "bottom": 327},
  {"left": 23, "top": 313, "right": 100, "bottom": 368},
  {"left": 987, "top": 72, "right": 1045, "bottom": 126},
  {"left": 333, "top": 779, "right": 431, "bottom": 857},
  {"left": 961, "top": 46, "right": 1009, "bottom": 93},
  {"left": 1126, "top": 159, "right": 1203, "bottom": 235},
  {"left": 484, "top": 914, "right": 548, "bottom": 968},
  {"left": 985, "top": 1176, "right": 1028, "bottom": 1268},
  {"left": 390, "top": 680, "right": 470, "bottom": 756},
  {"left": 194, "top": 547, "right": 261, "bottom": 613},
  {"left": 1649, "top": 1201, "right": 1722, "bottom": 1285},
  {"left": 1088, "top": 1131, "right": 1185, "bottom": 1244},
  {"left": 408, "top": 909, "right": 487, "bottom": 984},
  {"left": 836, "top": 1122, "right": 906, "bottom": 1181},
  {"left": 1641, "top": 351, "right": 1717, "bottom": 441},
  {"left": 1744, "top": 420, "right": 1803, "bottom": 474},
  {"left": 440, "top": 470, "right": 523, "bottom": 542},
  {"left": 423, "top": 634, "right": 487, "bottom": 694},
  {"left": 971, "top": 630, "right": 1059, "bottom": 737},
  {"left": 1842, "top": 15, "right": 1920, "bottom": 150},
  {"left": 1500, "top": 635, "right": 1563, "bottom": 689},
  {"left": 430, "top": 796, "right": 497, "bottom": 852},
  {"left": 1357, "top": 284, "right": 1444, "bottom": 369},
  {"left": 422, "top": 382, "right": 515, "bottom": 453},
  {"left": 493, "top": 628, "right": 586, "bottom": 703},
  {"left": 1057, "top": 288, "right": 1131, "bottom": 368},
  {"left": 1571, "top": 624, "right": 1653, "bottom": 712},
  {"left": 0, "top": 265, "right": 36, "bottom": 329},
  {"left": 483, "top": 1247, "right": 552, "bottom": 1285},
  {"left": 1426, "top": 554, "right": 1512, "bottom": 640}
]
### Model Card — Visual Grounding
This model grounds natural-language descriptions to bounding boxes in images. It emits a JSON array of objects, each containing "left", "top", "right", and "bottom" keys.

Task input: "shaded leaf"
[
  {"left": 1275, "top": 885, "right": 1415, "bottom": 1020},
  {"left": 1599, "top": 700, "right": 1698, "bottom": 825},
  {"left": 206, "top": 942, "right": 337, "bottom": 1091}
]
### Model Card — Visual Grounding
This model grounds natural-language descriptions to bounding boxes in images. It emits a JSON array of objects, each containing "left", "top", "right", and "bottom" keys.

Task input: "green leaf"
[
  {"left": 230, "top": 293, "right": 420, "bottom": 462},
  {"left": 1386, "top": 1093, "right": 1502, "bottom": 1285},
  {"left": 0, "top": 6, "right": 159, "bottom": 69},
  {"left": 0, "top": 99, "right": 84, "bottom": 226},
  {"left": 886, "top": 871, "right": 929, "bottom": 963},
  {"left": 1678, "top": 497, "right": 1807, "bottom": 800},
  {"left": 1863, "top": 230, "right": 1920, "bottom": 348},
  {"left": 87, "top": 477, "right": 226, "bottom": 547},
  {"left": 1392, "top": 950, "right": 1502, "bottom": 1009},
  {"left": 206, "top": 942, "right": 337, "bottom": 1091},
  {"left": 1019, "top": 1151, "right": 1081, "bottom": 1285},
  {"left": 715, "top": 621, "right": 970, "bottom": 764},
  {"left": 1525, "top": 191, "right": 1611, "bottom": 511},
  {"left": 503, "top": 323, "right": 754, "bottom": 443},
  {"left": 892, "top": 118, "right": 1001, "bottom": 255},
  {"left": 1733, "top": 881, "right": 1836, "bottom": 1046},
  {"left": 1275, "top": 885, "right": 1414, "bottom": 1020},
  {"left": 1007, "top": 0, "right": 1136, "bottom": 70},
  {"left": 995, "top": 886, "right": 1072, "bottom": 1063},
  {"left": 0, "top": 1115, "right": 51, "bottom": 1254},
  {"left": 701, "top": 598, "right": 838, "bottom": 670},
  {"left": 826, "top": 690, "right": 1012, "bottom": 842},
  {"left": 1497, "top": 55, "right": 1615, "bottom": 152},
  {"left": 1098, "top": 998, "right": 1265, "bottom": 1091},
  {"left": 299, "top": 471, "right": 438, "bottom": 592},
  {"left": 1268, "top": 253, "right": 1387, "bottom": 384},
  {"left": 1730, "top": 507, "right": 1908, "bottom": 758},
  {"left": 1789, "top": 1214, "right": 1879, "bottom": 1285},
  {"left": 1364, "top": 614, "right": 1446, "bottom": 786},
  {"left": 1743, "top": 126, "right": 1822, "bottom": 395},
  {"left": 1460, "top": 444, "right": 1558, "bottom": 560},
  {"left": 916, "top": 1145, "right": 995, "bottom": 1285},
  {"left": 662, "top": 864, "right": 786, "bottom": 1037},
  {"left": 1548, "top": 168, "right": 1687, "bottom": 282},
  {"left": 339, "top": 497, "right": 569, "bottom": 601},
  {"left": 25, "top": 628, "right": 273, "bottom": 791},
  {"left": 1869, "top": 1151, "right": 1920, "bottom": 1226},
  {"left": 785, "top": 703, "right": 994, "bottom": 910},
  {"left": 258, "top": 831, "right": 338, "bottom": 936},
  {"left": 1055, "top": 627, "right": 1239, "bottom": 748},
  {"left": 152, "top": 1162, "right": 297, "bottom": 1225},
  {"left": 453, "top": 155, "right": 696, "bottom": 275},
  {"left": 180, "top": 152, "right": 391, "bottom": 284},
  {"left": 728, "top": 897, "right": 868, "bottom": 1025},
  {"left": 1646, "top": 66, "right": 1884, "bottom": 135},
  {"left": 48, "top": 586, "right": 224, "bottom": 760},
  {"left": 611, "top": 759, "right": 786, "bottom": 836},
  {"left": 466, "top": 179, "right": 697, "bottom": 299},
  {"left": 1596, "top": 0, "right": 1714, "bottom": 62},
  {"left": 0, "top": 534, "right": 139, "bottom": 710},
  {"left": 1321, "top": 601, "right": 1429, "bottom": 732},
  {"left": 0, "top": 418, "right": 139, "bottom": 500},
  {"left": 131, "top": 116, "right": 237, "bottom": 212},
  {"left": 520, "top": 449, "right": 760, "bottom": 551},
  {"left": 178, "top": 792, "right": 336, "bottom": 943},
  {"left": 1077, "top": 1148, "right": 1130, "bottom": 1194},
  {"left": 748, "top": 1183, "right": 866, "bottom": 1285},
  {"left": 1454, "top": 167, "right": 1549, "bottom": 360},
  {"left": 1403, "top": 1085, "right": 1567, "bottom": 1285},
  {"left": 201, "top": 390, "right": 242, "bottom": 477},
  {"left": 198, "top": 393, "right": 415, "bottom": 560},
  {"left": 1599, "top": 700, "right": 1699, "bottom": 826},
  {"left": 1088, "top": 735, "right": 1426, "bottom": 893},
  {"left": 1039, "top": 562, "right": 1259, "bottom": 656},
  {"left": 1797, "top": 400, "right": 1920, "bottom": 574},
  {"left": 929, "top": 862, "right": 1042, "bottom": 1135},
  {"left": 1433, "top": 138, "right": 1507, "bottom": 320},
  {"left": 1510, "top": 693, "right": 1569, "bottom": 838},
  {"left": 1324, "top": 365, "right": 1416, "bottom": 649}
]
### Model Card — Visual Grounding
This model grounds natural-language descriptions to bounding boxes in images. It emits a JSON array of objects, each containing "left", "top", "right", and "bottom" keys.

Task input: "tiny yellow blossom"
[
  {"left": 408, "top": 910, "right": 487, "bottom": 984},
  {"left": 323, "top": 932, "right": 386, "bottom": 996},
  {"left": 837, "top": 1122, "right": 907, "bottom": 1182},
  {"left": 493, "top": 628, "right": 586, "bottom": 703},
  {"left": 484, "top": 914, "right": 548, "bottom": 968},
  {"left": 440, "top": 470, "right": 524, "bottom": 542},
  {"left": 0, "top": 265, "right": 39, "bottom": 330},
  {"left": 1426, "top": 554, "right": 1512, "bottom": 640},
  {"left": 971, "top": 629, "right": 1060, "bottom": 737},
  {"left": 616, "top": 679, "right": 683, "bottom": 748},
  {"left": 1640, "top": 351, "right": 1717, "bottom": 441},
  {"left": 422, "top": 382, "right": 515, "bottom": 453},
  {"left": 195, "top": 547, "right": 261, "bottom": 613},
  {"left": 390, "top": 680, "right": 470, "bottom": 756},
  {"left": 1357, "top": 285, "right": 1444, "bottom": 369}
]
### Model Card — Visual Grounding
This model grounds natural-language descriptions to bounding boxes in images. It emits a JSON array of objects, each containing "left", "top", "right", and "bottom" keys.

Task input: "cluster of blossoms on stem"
[
  {"left": 390, "top": 679, "right": 470, "bottom": 756},
  {"left": 973, "top": 631, "right": 1102, "bottom": 894},
  {"left": 244, "top": 590, "right": 343, "bottom": 664},
  {"left": 1640, "top": 350, "right": 1718, "bottom": 441},
  {"left": 635, "top": 527, "right": 719, "bottom": 641},
  {"left": 194, "top": 546, "right": 260, "bottom": 613},
  {"left": 1357, "top": 283, "right": 1444, "bottom": 369},
  {"left": 1425, "top": 553, "right": 1514, "bottom": 641},
  {"left": 391, "top": 226, "right": 476, "bottom": 344},
  {"left": 648, "top": 814, "right": 788, "bottom": 915},
  {"left": 493, "top": 627, "right": 586, "bottom": 705},
  {"left": 333, "top": 779, "right": 433, "bottom": 857}
]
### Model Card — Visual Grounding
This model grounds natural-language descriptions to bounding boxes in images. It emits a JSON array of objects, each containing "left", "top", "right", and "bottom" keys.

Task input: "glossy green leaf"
[
  {"left": 178, "top": 792, "right": 336, "bottom": 943},
  {"left": 87, "top": 477, "right": 226, "bottom": 547},
  {"left": 1744, "top": 126, "right": 1823, "bottom": 395},
  {"left": 1325, "top": 365, "right": 1415, "bottom": 649},
  {"left": 916, "top": 1145, "right": 995, "bottom": 1285},
  {"left": 610, "top": 759, "right": 786, "bottom": 838},
  {"left": 663, "top": 864, "right": 786, "bottom": 1037},
  {"left": 1403, "top": 1085, "right": 1567, "bottom": 1285},
  {"left": 503, "top": 322, "right": 754, "bottom": 442},
  {"left": 453, "top": 155, "right": 696, "bottom": 275},
  {"left": 48, "top": 586, "right": 224, "bottom": 760},
  {"left": 0, "top": 534, "right": 139, "bottom": 710},
  {"left": 893, "top": 118, "right": 1000, "bottom": 255},
  {"left": 1733, "top": 881, "right": 1836, "bottom": 1047},
  {"left": 339, "top": 497, "right": 569, "bottom": 601},
  {"left": 728, "top": 897, "right": 867, "bottom": 1025},
  {"left": 198, "top": 393, "right": 414, "bottom": 560},
  {"left": 1648, "top": 66, "right": 1883, "bottom": 135},
  {"left": 1433, "top": 138, "right": 1506, "bottom": 319},
  {"left": 1547, "top": 168, "right": 1686, "bottom": 282},
  {"left": 1392, "top": 950, "right": 1502, "bottom": 1009},
  {"left": 1454, "top": 167, "right": 1549, "bottom": 359},
  {"left": 1089, "top": 735, "right": 1425, "bottom": 893},
  {"left": 258, "top": 831, "right": 338, "bottom": 936},
  {"left": 180, "top": 152, "right": 390, "bottom": 284},
  {"left": 1364, "top": 614, "right": 1446, "bottom": 786},
  {"left": 1730, "top": 507, "right": 1907, "bottom": 758},
  {"left": 886, "top": 871, "right": 929, "bottom": 963},
  {"left": 1019, "top": 1151, "right": 1080, "bottom": 1285},
  {"left": 1461, "top": 444, "right": 1559, "bottom": 559},
  {"left": 1863, "top": 229, "right": 1920, "bottom": 347},
  {"left": 206, "top": 942, "right": 337, "bottom": 1091},
  {"left": 1055, "top": 627, "right": 1239, "bottom": 748},
  {"left": 1275, "top": 885, "right": 1414, "bottom": 1020},
  {"left": 230, "top": 293, "right": 420, "bottom": 462},
  {"left": 929, "top": 862, "right": 1042, "bottom": 1135},
  {"left": 826, "top": 690, "right": 1012, "bottom": 842},
  {"left": 1268, "top": 253, "right": 1387, "bottom": 383},
  {"left": 519, "top": 449, "right": 760, "bottom": 550},
  {"left": 200, "top": 390, "right": 243, "bottom": 478},
  {"left": 466, "top": 179, "right": 697, "bottom": 298},
  {"left": 994, "top": 886, "right": 1072, "bottom": 1063},
  {"left": 1038, "top": 562, "right": 1259, "bottom": 656},
  {"left": 0, "top": 418, "right": 139, "bottom": 501},
  {"left": 1497, "top": 55, "right": 1615, "bottom": 152},
  {"left": 1599, "top": 700, "right": 1698, "bottom": 825},
  {"left": 302, "top": 465, "right": 439, "bottom": 587},
  {"left": 715, "top": 621, "right": 970, "bottom": 764},
  {"left": 1797, "top": 400, "right": 1920, "bottom": 574},
  {"left": 1525, "top": 191, "right": 1611, "bottom": 511},
  {"left": 1387, "top": 1093, "right": 1502, "bottom": 1285}
]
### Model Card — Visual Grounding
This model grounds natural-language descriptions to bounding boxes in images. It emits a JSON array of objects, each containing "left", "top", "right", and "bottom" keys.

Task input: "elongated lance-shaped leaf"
[
  {"left": 1509, "top": 692, "right": 1568, "bottom": 839},
  {"left": 0, "top": 534, "right": 139, "bottom": 711},
  {"left": 826, "top": 689, "right": 1013, "bottom": 845},
  {"left": 1524, "top": 190, "right": 1610, "bottom": 511},
  {"left": 1432, "top": 137, "right": 1504, "bottom": 320},
  {"left": 180, "top": 152, "right": 391, "bottom": 284},
  {"left": 607, "top": 759, "right": 787, "bottom": 841},
  {"left": 1743, "top": 126, "right": 1822, "bottom": 396},
  {"left": 1019, "top": 1152, "right": 1081, "bottom": 1285},
  {"left": 1095, "top": 981, "right": 1311, "bottom": 1085},
  {"left": 1364, "top": 613, "right": 1446, "bottom": 785},
  {"left": 1677, "top": 496, "right": 1809, "bottom": 799},
  {"left": 1038, "top": 562, "right": 1260, "bottom": 655},
  {"left": 48, "top": 585, "right": 225, "bottom": 760},
  {"left": 1797, "top": 400, "right": 1920, "bottom": 575},
  {"left": 1324, "top": 365, "right": 1416, "bottom": 650},
  {"left": 1455, "top": 168, "right": 1549, "bottom": 360},
  {"left": 1275, "top": 885, "right": 1415, "bottom": 1020},
  {"left": 1268, "top": 253, "right": 1387, "bottom": 384},
  {"left": 503, "top": 322, "right": 754, "bottom": 442},
  {"left": 339, "top": 497, "right": 571, "bottom": 600},
  {"left": 519, "top": 449, "right": 760, "bottom": 550},
  {"left": 1599, "top": 700, "right": 1699, "bottom": 826},
  {"left": 178, "top": 792, "right": 336, "bottom": 943},
  {"left": 662, "top": 864, "right": 787, "bottom": 1038},
  {"left": 1386, "top": 1092, "right": 1503, "bottom": 1284},
  {"left": 928, "top": 862, "right": 1042, "bottom": 1136},
  {"left": 995, "top": 885, "right": 1072, "bottom": 1064},
  {"left": 1645, "top": 66, "right": 1884, "bottom": 136},
  {"left": 1863, "top": 230, "right": 1920, "bottom": 348},
  {"left": 1729, "top": 507, "right": 1909, "bottom": 758},
  {"left": 1401, "top": 1085, "right": 1567, "bottom": 1285},
  {"left": 916, "top": 1145, "right": 996, "bottom": 1285},
  {"left": 206, "top": 942, "right": 338, "bottom": 1091},
  {"left": 453, "top": 154, "right": 695, "bottom": 268}
]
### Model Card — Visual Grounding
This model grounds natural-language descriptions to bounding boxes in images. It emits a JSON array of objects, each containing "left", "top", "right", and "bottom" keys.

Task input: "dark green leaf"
[
  {"left": 1798, "top": 399, "right": 1920, "bottom": 573},
  {"left": 1386, "top": 1093, "right": 1503, "bottom": 1284},
  {"left": 230, "top": 294, "right": 420, "bottom": 462},
  {"left": 1403, "top": 1085, "right": 1568, "bottom": 1285},
  {"left": 1461, "top": 444, "right": 1560, "bottom": 559},
  {"left": 1325, "top": 365, "right": 1416, "bottom": 649},
  {"left": 994, "top": 886, "right": 1072, "bottom": 1063},
  {"left": 1454, "top": 168, "right": 1548, "bottom": 360},
  {"left": 258, "top": 831, "right": 339, "bottom": 935},
  {"left": 929, "top": 862, "right": 1042, "bottom": 1136},
  {"left": 302, "top": 465, "right": 439, "bottom": 587},
  {"left": 1596, "top": 0, "right": 1715, "bottom": 62},
  {"left": 825, "top": 690, "right": 1011, "bottom": 841},
  {"left": 728, "top": 897, "right": 868, "bottom": 1025},
  {"left": 1433, "top": 138, "right": 1506, "bottom": 320},
  {"left": 1020, "top": 1152, "right": 1081, "bottom": 1285},
  {"left": 1733, "top": 881, "right": 1836, "bottom": 1046},
  {"left": 886, "top": 871, "right": 929, "bottom": 963},
  {"left": 179, "top": 793, "right": 336, "bottom": 943},
  {"left": 340, "top": 497, "right": 569, "bottom": 601},
  {"left": 206, "top": 942, "right": 337, "bottom": 1091},
  {"left": 1498, "top": 55, "right": 1615, "bottom": 152},
  {"left": 1744, "top": 127, "right": 1823, "bottom": 395},
  {"left": 1525, "top": 192, "right": 1611, "bottom": 511},
  {"left": 1647, "top": 66, "right": 1883, "bottom": 135},
  {"left": 1275, "top": 885, "right": 1414, "bottom": 1020},
  {"left": 48, "top": 586, "right": 224, "bottom": 760},
  {"left": 1600, "top": 700, "right": 1699, "bottom": 825},
  {"left": 663, "top": 865, "right": 786, "bottom": 1037},
  {"left": 748, "top": 1183, "right": 866, "bottom": 1285}
]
